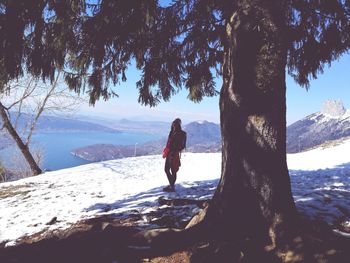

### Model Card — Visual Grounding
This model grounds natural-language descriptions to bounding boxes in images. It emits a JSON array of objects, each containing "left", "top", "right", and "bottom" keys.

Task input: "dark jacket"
[{"left": 167, "top": 130, "right": 186, "bottom": 152}]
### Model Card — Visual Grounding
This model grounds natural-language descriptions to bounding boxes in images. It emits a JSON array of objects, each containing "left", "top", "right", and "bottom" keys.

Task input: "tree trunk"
[
  {"left": 205, "top": 0, "right": 297, "bottom": 247},
  {"left": 0, "top": 102, "right": 42, "bottom": 176}
]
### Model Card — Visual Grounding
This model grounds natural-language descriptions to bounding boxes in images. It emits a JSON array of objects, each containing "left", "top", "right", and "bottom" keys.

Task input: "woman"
[{"left": 163, "top": 118, "right": 186, "bottom": 192}]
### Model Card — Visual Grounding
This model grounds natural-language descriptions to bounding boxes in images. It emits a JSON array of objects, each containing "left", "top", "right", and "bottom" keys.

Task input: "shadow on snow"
[
  {"left": 86, "top": 163, "right": 349, "bottom": 227},
  {"left": 290, "top": 162, "right": 350, "bottom": 225}
]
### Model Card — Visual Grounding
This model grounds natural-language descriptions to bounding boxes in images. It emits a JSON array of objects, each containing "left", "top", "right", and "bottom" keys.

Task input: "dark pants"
[{"left": 164, "top": 154, "right": 177, "bottom": 187}]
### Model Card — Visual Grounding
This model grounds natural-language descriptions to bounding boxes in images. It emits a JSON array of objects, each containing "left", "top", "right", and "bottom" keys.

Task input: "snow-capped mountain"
[{"left": 287, "top": 100, "right": 350, "bottom": 153}]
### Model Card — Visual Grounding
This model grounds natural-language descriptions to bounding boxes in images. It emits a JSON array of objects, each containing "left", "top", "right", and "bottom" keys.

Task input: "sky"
[
  {"left": 286, "top": 53, "right": 350, "bottom": 124},
  {"left": 78, "top": 52, "right": 350, "bottom": 125}
]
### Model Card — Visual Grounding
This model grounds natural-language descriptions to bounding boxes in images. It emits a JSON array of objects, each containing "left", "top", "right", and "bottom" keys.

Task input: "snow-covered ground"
[
  {"left": 1, "top": 139, "right": 350, "bottom": 247},
  {"left": 0, "top": 153, "right": 220, "bottom": 247},
  {"left": 287, "top": 138, "right": 350, "bottom": 231},
  {"left": 287, "top": 137, "right": 350, "bottom": 170}
]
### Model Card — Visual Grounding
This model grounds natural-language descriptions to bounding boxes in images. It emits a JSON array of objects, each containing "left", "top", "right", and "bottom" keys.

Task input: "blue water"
[{"left": 0, "top": 131, "right": 158, "bottom": 171}]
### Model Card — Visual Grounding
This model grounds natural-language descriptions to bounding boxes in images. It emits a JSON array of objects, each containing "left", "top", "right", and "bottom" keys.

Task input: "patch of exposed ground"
[{"left": 0, "top": 184, "right": 31, "bottom": 199}]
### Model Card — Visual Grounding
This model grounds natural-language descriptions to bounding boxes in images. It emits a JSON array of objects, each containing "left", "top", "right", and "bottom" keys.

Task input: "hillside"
[
  {"left": 287, "top": 100, "right": 350, "bottom": 153},
  {"left": 1, "top": 138, "right": 350, "bottom": 244},
  {"left": 77, "top": 117, "right": 172, "bottom": 136},
  {"left": 112, "top": 119, "right": 171, "bottom": 135},
  {"left": 1, "top": 137, "right": 350, "bottom": 263},
  {"left": 37, "top": 115, "right": 118, "bottom": 132},
  {"left": 0, "top": 153, "right": 221, "bottom": 247},
  {"left": 0, "top": 133, "right": 11, "bottom": 150},
  {"left": 1, "top": 140, "right": 350, "bottom": 262},
  {"left": 3, "top": 113, "right": 119, "bottom": 133}
]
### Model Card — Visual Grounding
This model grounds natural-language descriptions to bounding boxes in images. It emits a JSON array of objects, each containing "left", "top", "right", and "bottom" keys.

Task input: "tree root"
[
  {"left": 127, "top": 205, "right": 210, "bottom": 258},
  {"left": 126, "top": 209, "right": 350, "bottom": 263},
  {"left": 158, "top": 197, "right": 209, "bottom": 209}
]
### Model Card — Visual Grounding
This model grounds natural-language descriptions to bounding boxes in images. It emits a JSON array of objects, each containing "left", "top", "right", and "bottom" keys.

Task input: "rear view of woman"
[{"left": 162, "top": 118, "right": 187, "bottom": 192}]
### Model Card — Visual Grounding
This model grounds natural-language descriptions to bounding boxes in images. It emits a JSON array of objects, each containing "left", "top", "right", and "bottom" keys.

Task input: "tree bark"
[
  {"left": 205, "top": 0, "right": 297, "bottom": 247},
  {"left": 0, "top": 102, "right": 42, "bottom": 176}
]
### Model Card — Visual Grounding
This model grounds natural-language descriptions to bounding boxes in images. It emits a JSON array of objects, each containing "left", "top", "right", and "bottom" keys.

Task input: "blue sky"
[
  {"left": 286, "top": 53, "right": 350, "bottom": 124},
  {"left": 79, "top": 52, "right": 350, "bottom": 125}
]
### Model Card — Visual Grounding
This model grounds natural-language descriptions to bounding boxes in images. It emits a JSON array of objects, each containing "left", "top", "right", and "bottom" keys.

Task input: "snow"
[
  {"left": 287, "top": 137, "right": 350, "bottom": 170},
  {"left": 340, "top": 109, "right": 350, "bottom": 122},
  {"left": 0, "top": 153, "right": 220, "bottom": 246},
  {"left": 1, "top": 140, "right": 350, "bottom": 247},
  {"left": 194, "top": 120, "right": 207, "bottom": 124},
  {"left": 288, "top": 138, "right": 350, "bottom": 229},
  {"left": 309, "top": 113, "right": 321, "bottom": 121},
  {"left": 314, "top": 109, "right": 350, "bottom": 124}
]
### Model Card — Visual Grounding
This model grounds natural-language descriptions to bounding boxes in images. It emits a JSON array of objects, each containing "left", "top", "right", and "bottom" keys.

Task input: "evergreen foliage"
[{"left": 1, "top": 0, "right": 350, "bottom": 102}]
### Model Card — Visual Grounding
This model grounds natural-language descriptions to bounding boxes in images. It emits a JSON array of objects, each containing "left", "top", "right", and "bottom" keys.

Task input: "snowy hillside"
[
  {"left": 288, "top": 137, "right": 350, "bottom": 170},
  {"left": 0, "top": 153, "right": 220, "bottom": 247},
  {"left": 1, "top": 140, "right": 350, "bottom": 247},
  {"left": 287, "top": 137, "right": 350, "bottom": 232},
  {"left": 287, "top": 100, "right": 350, "bottom": 153}
]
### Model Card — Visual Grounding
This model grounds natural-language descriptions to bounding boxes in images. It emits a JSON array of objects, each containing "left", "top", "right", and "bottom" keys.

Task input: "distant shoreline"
[{"left": 0, "top": 131, "right": 159, "bottom": 172}]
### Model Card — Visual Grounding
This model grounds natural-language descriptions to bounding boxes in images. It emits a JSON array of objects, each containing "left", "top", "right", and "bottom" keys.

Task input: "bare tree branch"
[
  {"left": 25, "top": 71, "right": 61, "bottom": 146},
  {"left": 7, "top": 78, "right": 37, "bottom": 111},
  {"left": 0, "top": 71, "right": 85, "bottom": 178}
]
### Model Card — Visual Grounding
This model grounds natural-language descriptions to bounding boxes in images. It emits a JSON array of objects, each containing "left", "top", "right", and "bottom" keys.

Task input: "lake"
[{"left": 0, "top": 131, "right": 159, "bottom": 171}]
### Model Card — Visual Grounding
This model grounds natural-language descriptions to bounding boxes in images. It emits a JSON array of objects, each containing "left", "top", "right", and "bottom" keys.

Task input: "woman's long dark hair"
[{"left": 169, "top": 118, "right": 182, "bottom": 135}]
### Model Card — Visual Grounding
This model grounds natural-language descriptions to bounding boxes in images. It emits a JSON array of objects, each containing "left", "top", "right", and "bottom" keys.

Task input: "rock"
[
  {"left": 46, "top": 217, "right": 58, "bottom": 225},
  {"left": 321, "top": 99, "right": 346, "bottom": 117},
  {"left": 287, "top": 100, "right": 350, "bottom": 153}
]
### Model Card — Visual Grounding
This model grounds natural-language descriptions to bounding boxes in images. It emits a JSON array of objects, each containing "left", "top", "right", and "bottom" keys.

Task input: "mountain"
[
  {"left": 112, "top": 119, "right": 171, "bottom": 135},
  {"left": 71, "top": 121, "right": 221, "bottom": 161},
  {"left": 184, "top": 121, "right": 220, "bottom": 145},
  {"left": 3, "top": 113, "right": 119, "bottom": 133},
  {"left": 287, "top": 100, "right": 350, "bottom": 153},
  {"left": 0, "top": 133, "right": 12, "bottom": 150},
  {"left": 36, "top": 115, "right": 118, "bottom": 132},
  {"left": 73, "top": 116, "right": 172, "bottom": 136},
  {"left": 71, "top": 141, "right": 164, "bottom": 162}
]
